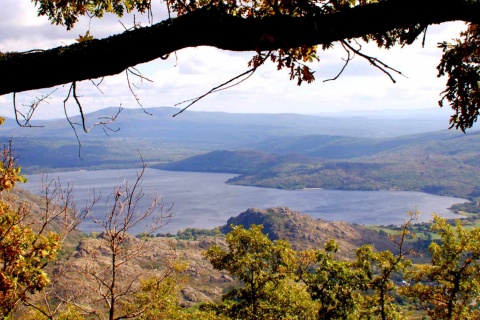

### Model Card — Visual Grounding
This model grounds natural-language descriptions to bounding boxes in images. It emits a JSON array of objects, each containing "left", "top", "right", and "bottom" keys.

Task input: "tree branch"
[{"left": 0, "top": 0, "right": 478, "bottom": 96}]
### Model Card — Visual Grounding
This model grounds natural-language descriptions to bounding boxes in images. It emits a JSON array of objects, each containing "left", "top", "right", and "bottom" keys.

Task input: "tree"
[
  {"left": 405, "top": 215, "right": 480, "bottom": 319},
  {"left": 295, "top": 212, "right": 419, "bottom": 320},
  {"left": 358, "top": 214, "right": 416, "bottom": 320},
  {"left": 49, "top": 163, "right": 176, "bottom": 320},
  {"left": 129, "top": 275, "right": 236, "bottom": 320},
  {"left": 1, "top": 0, "right": 480, "bottom": 130},
  {"left": 0, "top": 166, "right": 57, "bottom": 318},
  {"left": 203, "top": 215, "right": 422, "bottom": 319},
  {"left": 0, "top": 141, "right": 89, "bottom": 318},
  {"left": 203, "top": 224, "right": 317, "bottom": 319},
  {"left": 297, "top": 240, "right": 371, "bottom": 319}
]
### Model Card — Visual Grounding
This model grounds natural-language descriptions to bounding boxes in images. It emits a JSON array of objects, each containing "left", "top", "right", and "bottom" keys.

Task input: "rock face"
[{"left": 222, "top": 207, "right": 397, "bottom": 258}]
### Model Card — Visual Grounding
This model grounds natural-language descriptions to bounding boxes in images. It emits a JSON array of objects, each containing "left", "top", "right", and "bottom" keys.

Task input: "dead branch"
[
  {"left": 341, "top": 39, "right": 408, "bottom": 83},
  {"left": 12, "top": 90, "right": 58, "bottom": 128},
  {"left": 125, "top": 67, "right": 153, "bottom": 115},
  {"left": 323, "top": 41, "right": 353, "bottom": 82},
  {"left": 172, "top": 51, "right": 272, "bottom": 117}
]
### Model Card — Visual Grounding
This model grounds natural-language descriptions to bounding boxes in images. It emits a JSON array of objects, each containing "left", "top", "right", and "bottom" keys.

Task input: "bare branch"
[
  {"left": 341, "top": 40, "right": 408, "bottom": 83},
  {"left": 64, "top": 82, "right": 124, "bottom": 134},
  {"left": 172, "top": 51, "right": 272, "bottom": 116},
  {"left": 63, "top": 83, "right": 83, "bottom": 158},
  {"left": 49, "top": 159, "right": 175, "bottom": 320},
  {"left": 90, "top": 78, "right": 105, "bottom": 94},
  {"left": 12, "top": 90, "right": 57, "bottom": 128},
  {"left": 323, "top": 41, "right": 353, "bottom": 82},
  {"left": 125, "top": 67, "right": 153, "bottom": 115}
]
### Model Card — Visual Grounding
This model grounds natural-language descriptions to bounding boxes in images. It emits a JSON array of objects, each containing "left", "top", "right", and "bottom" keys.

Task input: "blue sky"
[{"left": 0, "top": 1, "right": 466, "bottom": 119}]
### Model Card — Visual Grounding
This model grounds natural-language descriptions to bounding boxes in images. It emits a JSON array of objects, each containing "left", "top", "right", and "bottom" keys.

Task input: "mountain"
[
  {"left": 157, "top": 150, "right": 316, "bottom": 174},
  {"left": 1, "top": 107, "right": 454, "bottom": 142}
]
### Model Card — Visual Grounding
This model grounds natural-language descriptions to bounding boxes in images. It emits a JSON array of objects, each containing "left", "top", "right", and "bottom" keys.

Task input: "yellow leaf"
[{"left": 76, "top": 31, "right": 94, "bottom": 43}]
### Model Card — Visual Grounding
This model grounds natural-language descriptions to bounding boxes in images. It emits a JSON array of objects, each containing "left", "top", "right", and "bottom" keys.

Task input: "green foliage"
[
  {"left": 298, "top": 240, "right": 371, "bottom": 319},
  {"left": 176, "top": 227, "right": 223, "bottom": 240},
  {"left": 405, "top": 215, "right": 480, "bottom": 319},
  {"left": 438, "top": 23, "right": 480, "bottom": 132},
  {"left": 448, "top": 201, "right": 480, "bottom": 215},
  {"left": 125, "top": 276, "right": 188, "bottom": 320},
  {"left": 203, "top": 224, "right": 316, "bottom": 319},
  {"left": 0, "top": 200, "right": 60, "bottom": 317},
  {"left": 24, "top": 304, "right": 85, "bottom": 320},
  {"left": 0, "top": 146, "right": 60, "bottom": 318},
  {"left": 33, "top": 0, "right": 151, "bottom": 29},
  {"left": 203, "top": 214, "right": 451, "bottom": 320},
  {"left": 129, "top": 272, "right": 229, "bottom": 320}
]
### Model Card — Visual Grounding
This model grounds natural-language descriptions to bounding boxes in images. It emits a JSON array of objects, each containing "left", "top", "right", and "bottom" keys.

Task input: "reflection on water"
[{"left": 23, "top": 169, "right": 466, "bottom": 234}]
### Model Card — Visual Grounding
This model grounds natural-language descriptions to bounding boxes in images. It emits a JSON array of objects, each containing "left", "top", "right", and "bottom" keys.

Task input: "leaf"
[{"left": 76, "top": 31, "right": 94, "bottom": 43}]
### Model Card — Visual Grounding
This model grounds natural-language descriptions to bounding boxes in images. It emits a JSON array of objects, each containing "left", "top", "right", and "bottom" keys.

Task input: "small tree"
[
  {"left": 126, "top": 269, "right": 230, "bottom": 320},
  {"left": 357, "top": 212, "right": 417, "bottom": 320},
  {"left": 0, "top": 139, "right": 89, "bottom": 318},
  {"left": 60, "top": 163, "right": 175, "bottom": 320},
  {"left": 298, "top": 240, "right": 371, "bottom": 320},
  {"left": 204, "top": 224, "right": 317, "bottom": 319},
  {"left": 406, "top": 215, "right": 480, "bottom": 319}
]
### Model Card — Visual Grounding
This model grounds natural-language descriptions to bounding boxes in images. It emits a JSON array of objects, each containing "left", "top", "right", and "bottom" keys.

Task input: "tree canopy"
[{"left": 1, "top": 0, "right": 480, "bottom": 129}]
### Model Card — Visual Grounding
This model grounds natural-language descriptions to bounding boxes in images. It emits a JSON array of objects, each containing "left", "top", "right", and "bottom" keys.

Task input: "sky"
[{"left": 0, "top": 0, "right": 467, "bottom": 120}]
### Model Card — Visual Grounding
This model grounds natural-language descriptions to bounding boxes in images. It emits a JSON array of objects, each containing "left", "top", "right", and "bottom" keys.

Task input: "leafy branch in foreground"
[{"left": 203, "top": 224, "right": 316, "bottom": 319}]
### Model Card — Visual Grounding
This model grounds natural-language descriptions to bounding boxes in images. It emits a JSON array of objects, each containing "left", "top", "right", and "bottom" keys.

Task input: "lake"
[{"left": 23, "top": 168, "right": 466, "bottom": 234}]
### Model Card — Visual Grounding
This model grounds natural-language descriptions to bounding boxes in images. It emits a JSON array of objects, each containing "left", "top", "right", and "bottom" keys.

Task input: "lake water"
[{"left": 23, "top": 168, "right": 466, "bottom": 234}]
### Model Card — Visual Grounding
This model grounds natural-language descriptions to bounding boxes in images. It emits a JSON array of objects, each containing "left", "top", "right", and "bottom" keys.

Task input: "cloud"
[{"left": 0, "top": 3, "right": 468, "bottom": 119}]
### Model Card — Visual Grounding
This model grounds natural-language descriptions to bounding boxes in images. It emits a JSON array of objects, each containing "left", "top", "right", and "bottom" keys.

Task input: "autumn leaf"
[{"left": 76, "top": 31, "right": 94, "bottom": 43}]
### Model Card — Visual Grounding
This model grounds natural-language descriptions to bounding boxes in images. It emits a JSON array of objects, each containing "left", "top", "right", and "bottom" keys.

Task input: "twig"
[
  {"left": 12, "top": 90, "right": 57, "bottom": 127},
  {"left": 91, "top": 78, "right": 105, "bottom": 94},
  {"left": 173, "top": 51, "right": 271, "bottom": 117},
  {"left": 126, "top": 67, "right": 154, "bottom": 115},
  {"left": 324, "top": 41, "right": 353, "bottom": 82},
  {"left": 342, "top": 40, "right": 408, "bottom": 83},
  {"left": 63, "top": 82, "right": 83, "bottom": 158}
]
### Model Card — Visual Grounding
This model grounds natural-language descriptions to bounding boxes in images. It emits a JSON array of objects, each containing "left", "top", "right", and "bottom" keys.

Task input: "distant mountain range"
[{"left": 1, "top": 107, "right": 456, "bottom": 142}]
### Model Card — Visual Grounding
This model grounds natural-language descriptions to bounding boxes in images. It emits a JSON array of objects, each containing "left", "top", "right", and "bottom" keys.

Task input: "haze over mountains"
[{"left": 2, "top": 106, "right": 457, "bottom": 143}]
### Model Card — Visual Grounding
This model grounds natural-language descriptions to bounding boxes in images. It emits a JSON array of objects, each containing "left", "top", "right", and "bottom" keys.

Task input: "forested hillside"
[{"left": 159, "top": 130, "right": 480, "bottom": 199}]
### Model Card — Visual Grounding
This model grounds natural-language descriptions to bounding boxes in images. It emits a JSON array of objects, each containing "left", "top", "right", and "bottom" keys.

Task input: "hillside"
[
  {"left": 6, "top": 107, "right": 479, "bottom": 201},
  {"left": 157, "top": 150, "right": 316, "bottom": 174},
  {"left": 47, "top": 206, "right": 396, "bottom": 308},
  {"left": 1, "top": 107, "right": 453, "bottom": 141},
  {"left": 158, "top": 130, "right": 480, "bottom": 199}
]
